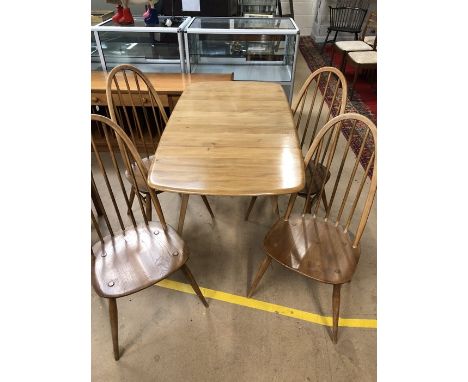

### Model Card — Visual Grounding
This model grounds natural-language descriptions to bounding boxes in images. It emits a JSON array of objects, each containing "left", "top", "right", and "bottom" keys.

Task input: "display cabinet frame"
[
  {"left": 91, "top": 16, "right": 192, "bottom": 73},
  {"left": 183, "top": 16, "right": 300, "bottom": 102}
]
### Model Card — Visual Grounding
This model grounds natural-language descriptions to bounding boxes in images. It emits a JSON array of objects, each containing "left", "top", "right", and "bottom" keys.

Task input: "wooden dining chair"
[
  {"left": 330, "top": 11, "right": 377, "bottom": 71},
  {"left": 106, "top": 64, "right": 215, "bottom": 223},
  {"left": 345, "top": 49, "right": 377, "bottom": 100},
  {"left": 321, "top": 0, "right": 369, "bottom": 53},
  {"left": 247, "top": 113, "right": 377, "bottom": 343},
  {"left": 244, "top": 67, "right": 347, "bottom": 221},
  {"left": 91, "top": 114, "right": 208, "bottom": 361}
]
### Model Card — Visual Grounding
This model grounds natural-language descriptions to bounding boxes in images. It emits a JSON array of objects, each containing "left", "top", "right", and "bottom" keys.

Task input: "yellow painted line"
[{"left": 156, "top": 279, "right": 377, "bottom": 329}]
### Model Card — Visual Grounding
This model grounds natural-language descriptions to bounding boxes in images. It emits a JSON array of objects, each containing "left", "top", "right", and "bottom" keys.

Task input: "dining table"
[{"left": 147, "top": 81, "right": 305, "bottom": 234}]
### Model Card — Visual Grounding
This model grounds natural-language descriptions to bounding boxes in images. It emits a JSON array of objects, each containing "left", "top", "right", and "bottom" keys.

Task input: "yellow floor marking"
[{"left": 156, "top": 279, "right": 377, "bottom": 329}]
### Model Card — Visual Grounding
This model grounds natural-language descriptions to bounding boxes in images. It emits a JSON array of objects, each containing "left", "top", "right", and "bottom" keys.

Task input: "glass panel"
[
  {"left": 100, "top": 16, "right": 186, "bottom": 29},
  {"left": 239, "top": 0, "right": 278, "bottom": 16},
  {"left": 91, "top": 32, "right": 102, "bottom": 71},
  {"left": 188, "top": 33, "right": 296, "bottom": 82},
  {"left": 189, "top": 17, "right": 296, "bottom": 30},
  {"left": 96, "top": 30, "right": 181, "bottom": 72}
]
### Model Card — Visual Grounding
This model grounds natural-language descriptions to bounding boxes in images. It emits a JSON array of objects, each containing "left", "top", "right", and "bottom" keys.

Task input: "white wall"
[{"left": 280, "top": 0, "right": 314, "bottom": 36}]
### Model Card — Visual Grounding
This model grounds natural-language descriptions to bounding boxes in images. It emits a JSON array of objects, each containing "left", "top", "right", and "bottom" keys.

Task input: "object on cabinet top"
[{"left": 187, "top": 17, "right": 297, "bottom": 31}]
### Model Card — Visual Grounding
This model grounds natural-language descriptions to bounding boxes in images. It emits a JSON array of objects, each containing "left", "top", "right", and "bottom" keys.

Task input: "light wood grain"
[
  {"left": 148, "top": 81, "right": 305, "bottom": 196},
  {"left": 92, "top": 71, "right": 234, "bottom": 95}
]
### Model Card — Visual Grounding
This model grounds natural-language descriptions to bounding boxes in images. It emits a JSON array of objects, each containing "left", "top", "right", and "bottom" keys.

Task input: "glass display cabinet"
[
  {"left": 91, "top": 31, "right": 102, "bottom": 71},
  {"left": 239, "top": 0, "right": 279, "bottom": 16},
  {"left": 91, "top": 16, "right": 191, "bottom": 73},
  {"left": 184, "top": 17, "right": 299, "bottom": 101}
]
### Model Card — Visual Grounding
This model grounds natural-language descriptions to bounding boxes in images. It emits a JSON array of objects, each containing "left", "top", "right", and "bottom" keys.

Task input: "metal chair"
[
  {"left": 247, "top": 113, "right": 377, "bottom": 343},
  {"left": 91, "top": 114, "right": 208, "bottom": 360},
  {"left": 321, "top": 0, "right": 369, "bottom": 53},
  {"left": 106, "top": 64, "right": 215, "bottom": 224},
  {"left": 244, "top": 67, "right": 348, "bottom": 220}
]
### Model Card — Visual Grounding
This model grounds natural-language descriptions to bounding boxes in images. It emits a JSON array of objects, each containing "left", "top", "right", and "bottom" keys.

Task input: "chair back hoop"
[
  {"left": 284, "top": 113, "right": 377, "bottom": 248},
  {"left": 106, "top": 64, "right": 168, "bottom": 161},
  {"left": 291, "top": 67, "right": 347, "bottom": 153},
  {"left": 329, "top": 5, "right": 368, "bottom": 33},
  {"left": 91, "top": 114, "right": 167, "bottom": 243}
]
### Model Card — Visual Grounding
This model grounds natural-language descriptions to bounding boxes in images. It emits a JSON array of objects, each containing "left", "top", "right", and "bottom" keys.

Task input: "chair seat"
[
  {"left": 263, "top": 215, "right": 360, "bottom": 284},
  {"left": 298, "top": 162, "right": 330, "bottom": 198},
  {"left": 92, "top": 222, "right": 188, "bottom": 298},
  {"left": 335, "top": 40, "right": 373, "bottom": 52},
  {"left": 348, "top": 51, "right": 377, "bottom": 65},
  {"left": 125, "top": 155, "right": 153, "bottom": 193},
  {"left": 363, "top": 35, "right": 376, "bottom": 46}
]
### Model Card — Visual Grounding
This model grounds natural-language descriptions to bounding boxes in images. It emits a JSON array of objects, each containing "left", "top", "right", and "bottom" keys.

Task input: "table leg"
[
  {"left": 270, "top": 195, "right": 279, "bottom": 216},
  {"left": 178, "top": 194, "right": 189, "bottom": 235},
  {"left": 168, "top": 95, "right": 176, "bottom": 113}
]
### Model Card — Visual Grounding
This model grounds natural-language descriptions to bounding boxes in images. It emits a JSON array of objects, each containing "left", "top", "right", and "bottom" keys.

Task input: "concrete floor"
[{"left": 92, "top": 52, "right": 377, "bottom": 381}]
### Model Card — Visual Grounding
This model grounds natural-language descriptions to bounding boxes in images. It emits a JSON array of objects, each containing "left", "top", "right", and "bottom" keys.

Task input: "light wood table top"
[
  {"left": 148, "top": 81, "right": 305, "bottom": 196},
  {"left": 91, "top": 71, "right": 234, "bottom": 94}
]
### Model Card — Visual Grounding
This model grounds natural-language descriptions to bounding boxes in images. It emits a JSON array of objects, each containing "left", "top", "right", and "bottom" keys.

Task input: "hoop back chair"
[
  {"left": 244, "top": 67, "right": 348, "bottom": 220},
  {"left": 91, "top": 114, "right": 208, "bottom": 360},
  {"left": 321, "top": 0, "right": 369, "bottom": 53},
  {"left": 106, "top": 64, "right": 214, "bottom": 224},
  {"left": 247, "top": 113, "right": 377, "bottom": 343}
]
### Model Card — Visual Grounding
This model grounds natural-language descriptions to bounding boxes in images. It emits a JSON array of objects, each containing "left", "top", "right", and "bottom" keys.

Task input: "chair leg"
[
  {"left": 340, "top": 52, "right": 347, "bottom": 72},
  {"left": 330, "top": 46, "right": 335, "bottom": 66},
  {"left": 127, "top": 186, "right": 136, "bottom": 215},
  {"left": 332, "top": 284, "right": 342, "bottom": 344},
  {"left": 244, "top": 196, "right": 258, "bottom": 221},
  {"left": 305, "top": 193, "right": 317, "bottom": 214},
  {"left": 200, "top": 195, "right": 215, "bottom": 219},
  {"left": 109, "top": 298, "right": 120, "bottom": 361},
  {"left": 350, "top": 65, "right": 360, "bottom": 100},
  {"left": 247, "top": 255, "right": 272, "bottom": 298},
  {"left": 92, "top": 186, "right": 103, "bottom": 216},
  {"left": 321, "top": 30, "right": 331, "bottom": 53},
  {"left": 354, "top": 32, "right": 358, "bottom": 40},
  {"left": 178, "top": 194, "right": 189, "bottom": 235},
  {"left": 271, "top": 195, "right": 279, "bottom": 216},
  {"left": 181, "top": 264, "right": 209, "bottom": 307},
  {"left": 145, "top": 192, "right": 152, "bottom": 221},
  {"left": 332, "top": 31, "right": 338, "bottom": 42},
  {"left": 321, "top": 190, "right": 329, "bottom": 212}
]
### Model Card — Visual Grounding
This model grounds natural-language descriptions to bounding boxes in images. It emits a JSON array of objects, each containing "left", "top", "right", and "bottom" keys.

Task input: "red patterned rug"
[{"left": 299, "top": 36, "right": 376, "bottom": 178}]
